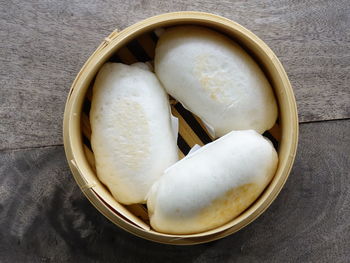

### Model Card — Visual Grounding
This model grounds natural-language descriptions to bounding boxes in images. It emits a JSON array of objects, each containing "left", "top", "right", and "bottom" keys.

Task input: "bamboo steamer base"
[{"left": 63, "top": 12, "right": 298, "bottom": 245}]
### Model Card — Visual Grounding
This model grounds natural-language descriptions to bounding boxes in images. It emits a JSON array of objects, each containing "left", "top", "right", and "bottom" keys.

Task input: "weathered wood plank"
[
  {"left": 0, "top": 120, "right": 349, "bottom": 262},
  {"left": 0, "top": 0, "right": 349, "bottom": 150}
]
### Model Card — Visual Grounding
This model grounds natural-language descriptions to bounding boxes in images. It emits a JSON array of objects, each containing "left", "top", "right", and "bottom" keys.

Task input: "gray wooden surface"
[
  {"left": 0, "top": 0, "right": 350, "bottom": 262},
  {"left": 0, "top": 0, "right": 349, "bottom": 150},
  {"left": 1, "top": 120, "right": 349, "bottom": 262}
]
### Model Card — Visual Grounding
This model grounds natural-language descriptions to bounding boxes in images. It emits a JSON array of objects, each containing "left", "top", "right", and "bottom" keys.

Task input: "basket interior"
[{"left": 80, "top": 27, "right": 281, "bottom": 232}]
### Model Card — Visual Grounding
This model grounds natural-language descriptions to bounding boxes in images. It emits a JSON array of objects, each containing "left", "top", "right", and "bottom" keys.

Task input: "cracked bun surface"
[
  {"left": 155, "top": 26, "right": 278, "bottom": 138},
  {"left": 147, "top": 130, "right": 278, "bottom": 234},
  {"left": 90, "top": 63, "right": 178, "bottom": 205}
]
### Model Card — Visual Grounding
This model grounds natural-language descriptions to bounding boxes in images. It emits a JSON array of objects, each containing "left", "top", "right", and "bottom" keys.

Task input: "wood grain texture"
[
  {"left": 0, "top": 0, "right": 349, "bottom": 150},
  {"left": 0, "top": 120, "right": 349, "bottom": 262}
]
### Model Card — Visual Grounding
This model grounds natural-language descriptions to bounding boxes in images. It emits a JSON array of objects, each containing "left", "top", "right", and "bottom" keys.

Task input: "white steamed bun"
[
  {"left": 147, "top": 130, "right": 278, "bottom": 234},
  {"left": 155, "top": 26, "right": 278, "bottom": 137},
  {"left": 90, "top": 62, "right": 178, "bottom": 205}
]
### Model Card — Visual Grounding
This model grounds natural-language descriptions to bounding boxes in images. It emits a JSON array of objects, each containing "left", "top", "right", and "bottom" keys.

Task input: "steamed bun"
[
  {"left": 147, "top": 130, "right": 278, "bottom": 234},
  {"left": 155, "top": 26, "right": 278, "bottom": 137},
  {"left": 90, "top": 63, "right": 178, "bottom": 205}
]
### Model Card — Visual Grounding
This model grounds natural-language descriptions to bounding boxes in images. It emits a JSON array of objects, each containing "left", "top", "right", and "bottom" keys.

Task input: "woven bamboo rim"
[{"left": 63, "top": 11, "right": 298, "bottom": 245}]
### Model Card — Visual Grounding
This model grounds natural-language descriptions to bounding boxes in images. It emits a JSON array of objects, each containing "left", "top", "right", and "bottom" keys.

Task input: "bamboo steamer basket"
[{"left": 63, "top": 11, "right": 298, "bottom": 245}]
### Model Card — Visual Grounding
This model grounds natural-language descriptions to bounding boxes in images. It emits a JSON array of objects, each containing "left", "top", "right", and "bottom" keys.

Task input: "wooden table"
[{"left": 1, "top": 1, "right": 349, "bottom": 262}]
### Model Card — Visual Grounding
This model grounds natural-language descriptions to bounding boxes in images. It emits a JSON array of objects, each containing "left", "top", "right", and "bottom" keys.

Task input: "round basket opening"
[{"left": 63, "top": 12, "right": 298, "bottom": 245}]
